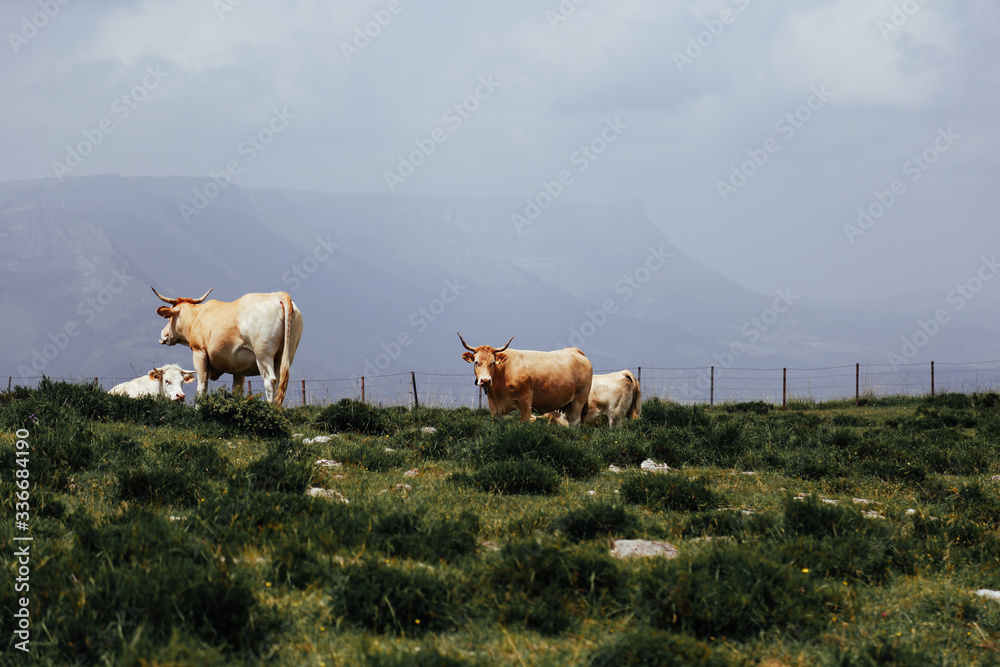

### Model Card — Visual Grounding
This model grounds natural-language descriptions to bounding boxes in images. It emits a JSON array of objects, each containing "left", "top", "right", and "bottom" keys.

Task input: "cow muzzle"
[{"left": 476, "top": 376, "right": 492, "bottom": 387}]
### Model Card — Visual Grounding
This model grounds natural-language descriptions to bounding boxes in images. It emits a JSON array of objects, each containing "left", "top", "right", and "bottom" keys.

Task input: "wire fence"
[{"left": 8, "top": 359, "right": 1000, "bottom": 408}]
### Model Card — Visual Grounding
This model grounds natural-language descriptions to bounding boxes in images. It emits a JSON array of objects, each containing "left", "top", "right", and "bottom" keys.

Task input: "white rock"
[
  {"left": 586, "top": 490, "right": 597, "bottom": 496},
  {"left": 315, "top": 459, "right": 342, "bottom": 468},
  {"left": 610, "top": 539, "right": 679, "bottom": 560},
  {"left": 607, "top": 465, "right": 623, "bottom": 473},
  {"left": 421, "top": 426, "right": 437, "bottom": 434},
  {"left": 906, "top": 508, "right": 918, "bottom": 515},
  {"left": 853, "top": 498, "right": 876, "bottom": 505},
  {"left": 304, "top": 435, "right": 334, "bottom": 445},
  {"left": 862, "top": 511, "right": 885, "bottom": 520},
  {"left": 307, "top": 487, "right": 349, "bottom": 503},
  {"left": 384, "top": 447, "right": 396, "bottom": 452},
  {"left": 403, "top": 468, "right": 420, "bottom": 477},
  {"left": 974, "top": 589, "right": 1000, "bottom": 601},
  {"left": 640, "top": 459, "right": 671, "bottom": 473}
]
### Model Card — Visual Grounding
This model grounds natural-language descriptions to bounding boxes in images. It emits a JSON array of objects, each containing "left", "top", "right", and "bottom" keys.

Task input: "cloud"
[{"left": 770, "top": 0, "right": 958, "bottom": 108}]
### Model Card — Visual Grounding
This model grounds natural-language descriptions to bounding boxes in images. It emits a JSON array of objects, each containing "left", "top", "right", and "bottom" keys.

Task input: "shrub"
[
  {"left": 338, "top": 440, "right": 409, "bottom": 472},
  {"left": 368, "top": 508, "right": 480, "bottom": 562},
  {"left": 638, "top": 542, "right": 844, "bottom": 640},
  {"left": 723, "top": 400, "right": 772, "bottom": 414},
  {"left": 484, "top": 538, "right": 625, "bottom": 634},
  {"left": 326, "top": 557, "right": 459, "bottom": 635},
  {"left": 553, "top": 502, "right": 638, "bottom": 541},
  {"left": 682, "top": 509, "right": 778, "bottom": 542},
  {"left": 620, "top": 471, "right": 721, "bottom": 513},
  {"left": 244, "top": 439, "right": 313, "bottom": 493},
  {"left": 197, "top": 389, "right": 289, "bottom": 438},
  {"left": 316, "top": 398, "right": 387, "bottom": 435},
  {"left": 641, "top": 399, "right": 707, "bottom": 429},
  {"left": 451, "top": 460, "right": 560, "bottom": 495},
  {"left": 470, "top": 422, "right": 599, "bottom": 478},
  {"left": 587, "top": 628, "right": 735, "bottom": 667},
  {"left": 117, "top": 467, "right": 205, "bottom": 507}
]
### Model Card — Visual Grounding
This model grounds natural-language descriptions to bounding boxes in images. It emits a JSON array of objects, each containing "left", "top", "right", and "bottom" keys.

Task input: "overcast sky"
[{"left": 3, "top": 0, "right": 998, "bottom": 301}]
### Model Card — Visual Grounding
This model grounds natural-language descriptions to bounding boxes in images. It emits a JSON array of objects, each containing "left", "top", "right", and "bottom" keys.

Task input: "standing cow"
[
  {"left": 583, "top": 370, "right": 642, "bottom": 427},
  {"left": 152, "top": 287, "right": 303, "bottom": 406},
  {"left": 458, "top": 332, "right": 592, "bottom": 427},
  {"left": 109, "top": 364, "right": 197, "bottom": 401}
]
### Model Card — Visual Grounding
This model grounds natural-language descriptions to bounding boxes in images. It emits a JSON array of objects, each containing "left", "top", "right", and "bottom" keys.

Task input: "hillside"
[
  {"left": 1, "top": 175, "right": 996, "bottom": 385},
  {"left": 1, "top": 382, "right": 999, "bottom": 664}
]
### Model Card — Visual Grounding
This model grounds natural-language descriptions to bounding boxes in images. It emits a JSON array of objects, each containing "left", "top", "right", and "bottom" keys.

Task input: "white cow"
[
  {"left": 583, "top": 370, "right": 642, "bottom": 427},
  {"left": 109, "top": 364, "right": 196, "bottom": 401}
]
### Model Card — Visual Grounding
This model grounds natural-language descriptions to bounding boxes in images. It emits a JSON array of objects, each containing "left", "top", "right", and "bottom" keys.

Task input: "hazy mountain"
[{"left": 1, "top": 175, "right": 996, "bottom": 398}]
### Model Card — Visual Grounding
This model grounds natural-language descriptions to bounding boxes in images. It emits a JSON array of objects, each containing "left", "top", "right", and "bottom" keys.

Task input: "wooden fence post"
[
  {"left": 247, "top": 380, "right": 251, "bottom": 395},
  {"left": 856, "top": 363, "right": 860, "bottom": 406},
  {"left": 410, "top": 371, "right": 419, "bottom": 409},
  {"left": 709, "top": 366, "right": 714, "bottom": 408},
  {"left": 301, "top": 379, "right": 306, "bottom": 406},
  {"left": 782, "top": 368, "right": 786, "bottom": 410},
  {"left": 361, "top": 376, "right": 365, "bottom": 403},
  {"left": 931, "top": 361, "right": 935, "bottom": 397}
]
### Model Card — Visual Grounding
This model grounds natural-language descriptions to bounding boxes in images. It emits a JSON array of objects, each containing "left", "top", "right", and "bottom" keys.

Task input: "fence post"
[
  {"left": 782, "top": 368, "right": 786, "bottom": 410},
  {"left": 301, "top": 379, "right": 306, "bottom": 406},
  {"left": 856, "top": 363, "right": 860, "bottom": 406},
  {"left": 410, "top": 371, "right": 419, "bottom": 409},
  {"left": 361, "top": 376, "right": 365, "bottom": 403},
  {"left": 247, "top": 380, "right": 251, "bottom": 395},
  {"left": 709, "top": 366, "right": 714, "bottom": 409},
  {"left": 94, "top": 377, "right": 98, "bottom": 388},
  {"left": 7, "top": 376, "right": 10, "bottom": 392},
  {"left": 931, "top": 361, "right": 935, "bottom": 397}
]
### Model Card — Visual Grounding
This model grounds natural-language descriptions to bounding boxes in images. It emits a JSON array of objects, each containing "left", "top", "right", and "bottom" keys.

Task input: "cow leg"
[
  {"left": 232, "top": 373, "right": 245, "bottom": 396},
  {"left": 565, "top": 388, "right": 589, "bottom": 428},
  {"left": 254, "top": 359, "right": 278, "bottom": 403},
  {"left": 191, "top": 351, "right": 211, "bottom": 406},
  {"left": 517, "top": 395, "right": 533, "bottom": 423}
]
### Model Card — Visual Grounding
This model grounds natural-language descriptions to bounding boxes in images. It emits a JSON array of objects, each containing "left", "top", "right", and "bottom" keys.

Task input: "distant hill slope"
[{"left": 1, "top": 175, "right": 996, "bottom": 386}]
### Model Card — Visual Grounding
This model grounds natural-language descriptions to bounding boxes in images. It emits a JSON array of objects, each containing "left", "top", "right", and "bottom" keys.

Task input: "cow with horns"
[
  {"left": 151, "top": 287, "right": 303, "bottom": 406},
  {"left": 458, "top": 332, "right": 592, "bottom": 427}
]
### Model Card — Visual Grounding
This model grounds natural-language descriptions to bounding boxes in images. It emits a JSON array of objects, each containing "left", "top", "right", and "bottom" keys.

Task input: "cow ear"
[
  {"left": 495, "top": 352, "right": 507, "bottom": 364},
  {"left": 150, "top": 369, "right": 164, "bottom": 380},
  {"left": 462, "top": 352, "right": 475, "bottom": 363},
  {"left": 156, "top": 306, "right": 175, "bottom": 319},
  {"left": 182, "top": 373, "right": 196, "bottom": 383}
]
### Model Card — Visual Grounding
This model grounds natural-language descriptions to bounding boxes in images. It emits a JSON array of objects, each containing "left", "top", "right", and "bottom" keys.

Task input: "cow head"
[
  {"left": 150, "top": 364, "right": 197, "bottom": 401},
  {"left": 458, "top": 332, "right": 514, "bottom": 389},
  {"left": 151, "top": 286, "right": 213, "bottom": 346}
]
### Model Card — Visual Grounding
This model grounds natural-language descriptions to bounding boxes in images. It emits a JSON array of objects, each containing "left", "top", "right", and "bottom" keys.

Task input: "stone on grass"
[{"left": 610, "top": 539, "right": 678, "bottom": 560}]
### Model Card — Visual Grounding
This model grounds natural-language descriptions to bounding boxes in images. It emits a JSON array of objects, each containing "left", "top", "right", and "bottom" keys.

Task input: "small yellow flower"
[
  {"left": 265, "top": 582, "right": 271, "bottom": 587},
  {"left": 415, "top": 619, "right": 420, "bottom": 624},
  {"left": 801, "top": 568, "right": 810, "bottom": 573}
]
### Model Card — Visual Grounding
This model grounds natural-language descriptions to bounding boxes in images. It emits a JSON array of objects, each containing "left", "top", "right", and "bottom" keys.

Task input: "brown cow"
[
  {"left": 458, "top": 332, "right": 592, "bottom": 427},
  {"left": 152, "top": 287, "right": 303, "bottom": 406},
  {"left": 583, "top": 370, "right": 642, "bottom": 427}
]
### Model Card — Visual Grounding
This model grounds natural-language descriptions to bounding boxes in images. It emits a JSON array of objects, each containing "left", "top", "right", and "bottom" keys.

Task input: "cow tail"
[
  {"left": 275, "top": 292, "right": 294, "bottom": 406},
  {"left": 624, "top": 370, "right": 642, "bottom": 420}
]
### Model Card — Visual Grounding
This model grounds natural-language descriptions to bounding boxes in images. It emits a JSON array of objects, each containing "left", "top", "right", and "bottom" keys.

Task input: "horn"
[
  {"left": 191, "top": 288, "right": 213, "bottom": 304},
  {"left": 150, "top": 286, "right": 178, "bottom": 305},
  {"left": 496, "top": 335, "right": 514, "bottom": 352},
  {"left": 457, "top": 332, "right": 476, "bottom": 352}
]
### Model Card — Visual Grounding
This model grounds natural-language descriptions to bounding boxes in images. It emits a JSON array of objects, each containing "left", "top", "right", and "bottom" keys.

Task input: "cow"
[
  {"left": 109, "top": 364, "right": 196, "bottom": 401},
  {"left": 151, "top": 287, "right": 303, "bottom": 406},
  {"left": 458, "top": 332, "right": 592, "bottom": 427},
  {"left": 583, "top": 370, "right": 642, "bottom": 427}
]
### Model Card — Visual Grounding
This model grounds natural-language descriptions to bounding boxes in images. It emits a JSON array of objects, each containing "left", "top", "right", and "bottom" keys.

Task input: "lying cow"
[
  {"left": 458, "top": 332, "right": 592, "bottom": 427},
  {"left": 109, "top": 364, "right": 196, "bottom": 401},
  {"left": 583, "top": 370, "right": 642, "bottom": 427}
]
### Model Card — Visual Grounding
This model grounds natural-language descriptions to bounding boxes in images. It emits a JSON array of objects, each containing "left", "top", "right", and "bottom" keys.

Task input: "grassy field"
[{"left": 2, "top": 380, "right": 1000, "bottom": 666}]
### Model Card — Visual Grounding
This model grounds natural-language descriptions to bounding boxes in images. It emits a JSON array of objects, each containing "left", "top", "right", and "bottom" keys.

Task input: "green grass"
[{"left": 1, "top": 381, "right": 999, "bottom": 664}]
